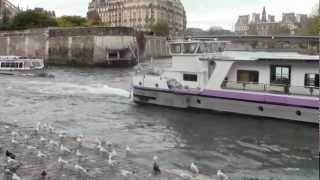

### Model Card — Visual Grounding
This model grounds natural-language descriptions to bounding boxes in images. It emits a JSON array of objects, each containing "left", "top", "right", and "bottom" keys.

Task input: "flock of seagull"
[{"left": 1, "top": 122, "right": 230, "bottom": 180}]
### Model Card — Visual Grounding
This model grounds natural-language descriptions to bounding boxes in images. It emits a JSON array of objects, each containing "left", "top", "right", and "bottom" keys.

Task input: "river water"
[{"left": 0, "top": 59, "right": 318, "bottom": 180}]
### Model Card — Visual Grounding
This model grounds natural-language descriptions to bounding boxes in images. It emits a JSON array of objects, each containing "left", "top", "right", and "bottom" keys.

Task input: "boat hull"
[{"left": 133, "top": 87, "right": 319, "bottom": 124}]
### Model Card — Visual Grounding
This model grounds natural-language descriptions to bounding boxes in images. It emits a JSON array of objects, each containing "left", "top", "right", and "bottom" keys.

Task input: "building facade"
[
  {"left": 87, "top": 0, "right": 186, "bottom": 34},
  {"left": 235, "top": 7, "right": 308, "bottom": 35},
  {"left": 0, "top": 0, "right": 19, "bottom": 23}
]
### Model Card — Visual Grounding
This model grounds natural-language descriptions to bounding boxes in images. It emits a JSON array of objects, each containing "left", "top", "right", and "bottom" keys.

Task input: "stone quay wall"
[{"left": 0, "top": 27, "right": 170, "bottom": 66}]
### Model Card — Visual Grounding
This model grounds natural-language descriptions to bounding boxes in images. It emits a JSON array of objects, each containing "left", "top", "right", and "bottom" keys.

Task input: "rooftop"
[{"left": 207, "top": 51, "right": 319, "bottom": 62}]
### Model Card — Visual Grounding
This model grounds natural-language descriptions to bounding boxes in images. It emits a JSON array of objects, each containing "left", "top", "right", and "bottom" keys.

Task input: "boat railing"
[{"left": 222, "top": 81, "right": 319, "bottom": 97}]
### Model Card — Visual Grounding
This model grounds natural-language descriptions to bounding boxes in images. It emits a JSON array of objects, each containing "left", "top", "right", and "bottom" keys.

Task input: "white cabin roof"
[{"left": 204, "top": 51, "right": 319, "bottom": 62}]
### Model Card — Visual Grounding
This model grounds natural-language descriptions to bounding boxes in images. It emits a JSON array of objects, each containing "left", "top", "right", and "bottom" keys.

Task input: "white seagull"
[
  {"left": 12, "top": 173, "right": 21, "bottom": 180},
  {"left": 121, "top": 169, "right": 133, "bottom": 177},
  {"left": 190, "top": 162, "right": 199, "bottom": 175},
  {"left": 110, "top": 149, "right": 117, "bottom": 157},
  {"left": 74, "top": 164, "right": 88, "bottom": 174},
  {"left": 58, "top": 157, "right": 68, "bottom": 169},
  {"left": 27, "top": 145, "right": 37, "bottom": 150},
  {"left": 60, "top": 144, "right": 71, "bottom": 154},
  {"left": 126, "top": 145, "right": 131, "bottom": 155},
  {"left": 11, "top": 131, "right": 18, "bottom": 137},
  {"left": 24, "top": 134, "right": 30, "bottom": 141},
  {"left": 11, "top": 137, "right": 18, "bottom": 145},
  {"left": 108, "top": 153, "right": 116, "bottom": 167},
  {"left": 37, "top": 151, "right": 47, "bottom": 159},
  {"left": 76, "top": 134, "right": 83, "bottom": 147},
  {"left": 217, "top": 170, "right": 229, "bottom": 180},
  {"left": 76, "top": 149, "right": 83, "bottom": 160},
  {"left": 40, "top": 136, "right": 47, "bottom": 144},
  {"left": 49, "top": 140, "right": 59, "bottom": 147},
  {"left": 7, "top": 156, "right": 18, "bottom": 165}
]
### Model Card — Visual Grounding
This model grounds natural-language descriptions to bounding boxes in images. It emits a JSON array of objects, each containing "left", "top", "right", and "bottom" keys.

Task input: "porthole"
[
  {"left": 155, "top": 83, "right": 159, "bottom": 88},
  {"left": 197, "top": 99, "right": 201, "bottom": 104},
  {"left": 296, "top": 111, "right": 302, "bottom": 116},
  {"left": 139, "top": 82, "right": 142, "bottom": 86},
  {"left": 258, "top": 106, "right": 264, "bottom": 112}
]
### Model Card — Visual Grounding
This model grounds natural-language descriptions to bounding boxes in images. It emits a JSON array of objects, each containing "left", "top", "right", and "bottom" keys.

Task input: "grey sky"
[{"left": 10, "top": 0, "right": 317, "bottom": 30}]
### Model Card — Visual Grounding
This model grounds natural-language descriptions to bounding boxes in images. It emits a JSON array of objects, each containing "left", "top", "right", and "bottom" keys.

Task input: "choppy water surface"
[{"left": 0, "top": 60, "right": 318, "bottom": 180}]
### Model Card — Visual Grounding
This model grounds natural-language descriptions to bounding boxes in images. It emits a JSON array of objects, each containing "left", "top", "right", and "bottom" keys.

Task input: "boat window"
[
  {"left": 305, "top": 73, "right": 319, "bottom": 88},
  {"left": 32, "top": 61, "right": 41, "bottom": 67},
  {"left": 170, "top": 44, "right": 182, "bottom": 54},
  {"left": 270, "top": 65, "right": 291, "bottom": 85},
  {"left": 183, "top": 73, "right": 198, "bottom": 82},
  {"left": 0, "top": 62, "right": 4, "bottom": 68},
  {"left": 237, "top": 70, "right": 259, "bottom": 83},
  {"left": 198, "top": 43, "right": 209, "bottom": 53},
  {"left": 183, "top": 43, "right": 198, "bottom": 54},
  {"left": 19, "top": 63, "right": 23, "bottom": 68}
]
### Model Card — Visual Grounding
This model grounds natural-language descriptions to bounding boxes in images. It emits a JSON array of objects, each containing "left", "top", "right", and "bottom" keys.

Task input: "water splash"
[{"left": 24, "top": 81, "right": 131, "bottom": 98}]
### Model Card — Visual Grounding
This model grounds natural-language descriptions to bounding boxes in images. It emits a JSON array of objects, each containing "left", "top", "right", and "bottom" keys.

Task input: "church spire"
[{"left": 262, "top": 6, "right": 267, "bottom": 22}]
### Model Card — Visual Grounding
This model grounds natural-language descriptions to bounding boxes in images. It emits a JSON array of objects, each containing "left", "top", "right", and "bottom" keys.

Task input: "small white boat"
[
  {"left": 132, "top": 40, "right": 319, "bottom": 124},
  {"left": 0, "top": 56, "right": 45, "bottom": 76}
]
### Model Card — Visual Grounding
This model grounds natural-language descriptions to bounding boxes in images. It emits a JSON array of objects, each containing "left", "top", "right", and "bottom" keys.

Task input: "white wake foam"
[{"left": 26, "top": 81, "right": 130, "bottom": 98}]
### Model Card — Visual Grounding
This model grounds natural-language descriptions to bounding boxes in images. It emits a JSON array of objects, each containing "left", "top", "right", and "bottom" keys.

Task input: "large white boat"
[
  {"left": 132, "top": 40, "right": 319, "bottom": 124},
  {"left": 0, "top": 56, "right": 45, "bottom": 76}
]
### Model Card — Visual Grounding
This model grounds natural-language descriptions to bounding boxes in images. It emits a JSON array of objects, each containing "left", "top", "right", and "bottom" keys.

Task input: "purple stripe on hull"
[{"left": 201, "top": 90, "right": 319, "bottom": 109}]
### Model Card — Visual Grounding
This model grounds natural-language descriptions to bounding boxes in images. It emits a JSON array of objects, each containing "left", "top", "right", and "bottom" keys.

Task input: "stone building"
[
  {"left": 0, "top": 0, "right": 20, "bottom": 23},
  {"left": 234, "top": 15, "right": 250, "bottom": 34},
  {"left": 87, "top": 0, "right": 187, "bottom": 34},
  {"left": 235, "top": 7, "right": 308, "bottom": 35}
]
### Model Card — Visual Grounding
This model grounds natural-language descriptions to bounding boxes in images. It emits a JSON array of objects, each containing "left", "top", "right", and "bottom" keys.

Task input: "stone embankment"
[{"left": 0, "top": 27, "right": 169, "bottom": 67}]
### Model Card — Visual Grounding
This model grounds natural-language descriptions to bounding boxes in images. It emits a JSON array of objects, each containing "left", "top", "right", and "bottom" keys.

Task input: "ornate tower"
[{"left": 262, "top": 6, "right": 267, "bottom": 22}]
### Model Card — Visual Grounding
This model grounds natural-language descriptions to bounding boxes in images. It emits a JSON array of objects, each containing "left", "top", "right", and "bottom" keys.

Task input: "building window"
[
  {"left": 270, "top": 65, "right": 291, "bottom": 85},
  {"left": 304, "top": 73, "right": 319, "bottom": 88},
  {"left": 237, "top": 70, "right": 259, "bottom": 83},
  {"left": 183, "top": 74, "right": 197, "bottom": 82}
]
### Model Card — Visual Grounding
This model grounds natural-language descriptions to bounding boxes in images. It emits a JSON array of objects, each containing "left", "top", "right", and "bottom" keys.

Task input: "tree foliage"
[
  {"left": 56, "top": 16, "right": 88, "bottom": 27},
  {"left": 150, "top": 19, "right": 170, "bottom": 36},
  {"left": 10, "top": 10, "right": 57, "bottom": 29}
]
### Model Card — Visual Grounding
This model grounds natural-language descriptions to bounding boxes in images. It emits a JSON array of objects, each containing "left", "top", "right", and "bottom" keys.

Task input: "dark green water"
[{"left": 0, "top": 61, "right": 318, "bottom": 180}]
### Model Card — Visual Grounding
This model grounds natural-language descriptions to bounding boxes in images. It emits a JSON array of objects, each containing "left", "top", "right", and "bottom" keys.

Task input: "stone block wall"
[{"left": 0, "top": 27, "right": 170, "bottom": 66}]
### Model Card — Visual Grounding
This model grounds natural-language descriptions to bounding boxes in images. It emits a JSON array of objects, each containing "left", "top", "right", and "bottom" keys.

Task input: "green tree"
[
  {"left": 150, "top": 19, "right": 170, "bottom": 36},
  {"left": 10, "top": 10, "right": 57, "bottom": 29},
  {"left": 56, "top": 16, "right": 88, "bottom": 27},
  {"left": 0, "top": 8, "right": 11, "bottom": 30}
]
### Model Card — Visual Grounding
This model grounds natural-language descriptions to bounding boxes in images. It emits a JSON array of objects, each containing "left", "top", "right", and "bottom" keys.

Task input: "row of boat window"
[
  {"left": 0, "top": 62, "right": 23, "bottom": 68},
  {"left": 236, "top": 69, "right": 319, "bottom": 88},
  {"left": 182, "top": 66, "right": 319, "bottom": 88}
]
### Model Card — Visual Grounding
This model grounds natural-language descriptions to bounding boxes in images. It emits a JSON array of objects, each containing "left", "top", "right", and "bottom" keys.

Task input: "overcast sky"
[{"left": 10, "top": 0, "right": 318, "bottom": 30}]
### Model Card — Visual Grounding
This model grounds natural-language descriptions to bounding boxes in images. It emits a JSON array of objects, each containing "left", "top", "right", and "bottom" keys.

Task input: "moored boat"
[
  {"left": 132, "top": 40, "right": 319, "bottom": 124},
  {"left": 0, "top": 56, "right": 45, "bottom": 76}
]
